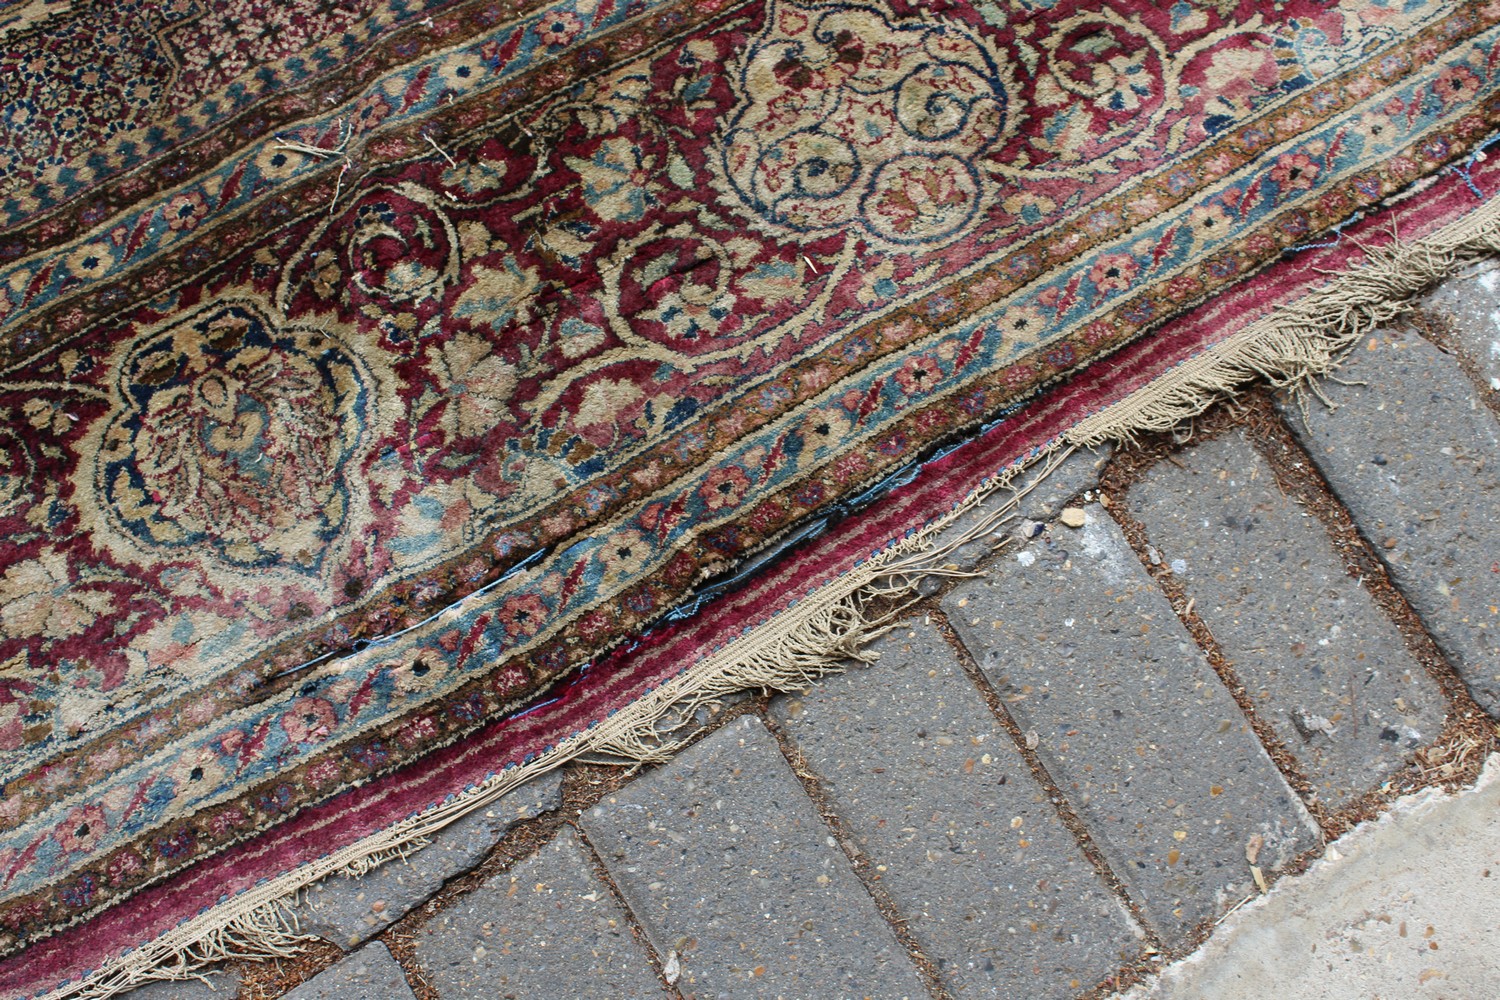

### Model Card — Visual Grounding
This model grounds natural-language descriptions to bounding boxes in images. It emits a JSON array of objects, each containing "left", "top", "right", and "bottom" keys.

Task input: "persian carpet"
[{"left": 5, "top": 0, "right": 1500, "bottom": 994}]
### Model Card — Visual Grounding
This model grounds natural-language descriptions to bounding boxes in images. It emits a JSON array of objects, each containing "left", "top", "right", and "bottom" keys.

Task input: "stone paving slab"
[
  {"left": 283, "top": 942, "right": 415, "bottom": 999},
  {"left": 771, "top": 620, "right": 1141, "bottom": 998},
  {"left": 294, "top": 770, "right": 563, "bottom": 949},
  {"left": 1281, "top": 326, "right": 1500, "bottom": 714},
  {"left": 944, "top": 507, "right": 1320, "bottom": 948},
  {"left": 1124, "top": 754, "right": 1500, "bottom": 1000},
  {"left": 1420, "top": 261, "right": 1500, "bottom": 393},
  {"left": 582, "top": 715, "right": 928, "bottom": 999},
  {"left": 410, "top": 826, "right": 666, "bottom": 999},
  {"left": 1129, "top": 432, "right": 1447, "bottom": 807}
]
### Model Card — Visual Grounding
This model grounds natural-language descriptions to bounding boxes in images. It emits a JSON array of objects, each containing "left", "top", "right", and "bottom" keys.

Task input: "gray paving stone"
[
  {"left": 582, "top": 715, "right": 928, "bottom": 1000},
  {"left": 1420, "top": 260, "right": 1500, "bottom": 393},
  {"left": 283, "top": 941, "right": 415, "bottom": 999},
  {"left": 917, "top": 445, "right": 1112, "bottom": 595},
  {"left": 120, "top": 971, "right": 241, "bottom": 1000},
  {"left": 770, "top": 621, "right": 1141, "bottom": 997},
  {"left": 1281, "top": 325, "right": 1500, "bottom": 714},
  {"left": 294, "top": 770, "right": 562, "bottom": 949},
  {"left": 943, "top": 507, "right": 1320, "bottom": 948},
  {"left": 410, "top": 826, "right": 666, "bottom": 999},
  {"left": 1129, "top": 432, "right": 1448, "bottom": 807}
]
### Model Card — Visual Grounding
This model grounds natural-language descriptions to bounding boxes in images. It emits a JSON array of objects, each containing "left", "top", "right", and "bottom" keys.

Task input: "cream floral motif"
[
  {"left": 429, "top": 331, "right": 520, "bottom": 440},
  {"left": 716, "top": 0, "right": 1015, "bottom": 245},
  {"left": 0, "top": 550, "right": 113, "bottom": 642}
]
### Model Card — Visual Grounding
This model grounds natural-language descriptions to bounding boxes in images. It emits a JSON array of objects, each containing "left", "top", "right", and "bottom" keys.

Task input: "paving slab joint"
[
  {"left": 1101, "top": 478, "right": 1331, "bottom": 832},
  {"left": 1097, "top": 394, "right": 1498, "bottom": 838},
  {"left": 758, "top": 707, "right": 956, "bottom": 1000},
  {"left": 1401, "top": 302, "right": 1500, "bottom": 424},
  {"left": 1255, "top": 399, "right": 1490, "bottom": 710},
  {"left": 919, "top": 603, "right": 1166, "bottom": 966},
  {"left": 1249, "top": 396, "right": 1500, "bottom": 778},
  {"left": 569, "top": 820, "right": 690, "bottom": 999}
]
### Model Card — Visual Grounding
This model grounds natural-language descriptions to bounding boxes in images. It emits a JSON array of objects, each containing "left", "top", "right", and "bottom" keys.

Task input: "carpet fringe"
[
  {"left": 37, "top": 194, "right": 1500, "bottom": 1000},
  {"left": 1065, "top": 196, "right": 1500, "bottom": 447}
]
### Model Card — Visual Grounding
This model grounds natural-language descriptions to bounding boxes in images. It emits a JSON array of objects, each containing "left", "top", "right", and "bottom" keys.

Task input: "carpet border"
[{"left": 35, "top": 190, "right": 1500, "bottom": 1000}]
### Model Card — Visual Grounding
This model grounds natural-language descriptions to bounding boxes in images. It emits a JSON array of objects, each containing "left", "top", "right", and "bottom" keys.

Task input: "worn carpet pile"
[{"left": 3, "top": 0, "right": 1500, "bottom": 994}]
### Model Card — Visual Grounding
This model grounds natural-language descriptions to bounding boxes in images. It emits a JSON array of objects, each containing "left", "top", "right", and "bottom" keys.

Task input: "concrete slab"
[
  {"left": 582, "top": 715, "right": 928, "bottom": 999},
  {"left": 409, "top": 825, "right": 666, "bottom": 999},
  {"left": 282, "top": 941, "right": 415, "bottom": 999},
  {"left": 771, "top": 620, "right": 1141, "bottom": 997},
  {"left": 944, "top": 507, "right": 1320, "bottom": 947},
  {"left": 1282, "top": 326, "right": 1500, "bottom": 713},
  {"left": 1123, "top": 755, "right": 1500, "bottom": 1000},
  {"left": 1130, "top": 432, "right": 1447, "bottom": 807},
  {"left": 1420, "top": 259, "right": 1500, "bottom": 393},
  {"left": 294, "top": 770, "right": 562, "bottom": 949}
]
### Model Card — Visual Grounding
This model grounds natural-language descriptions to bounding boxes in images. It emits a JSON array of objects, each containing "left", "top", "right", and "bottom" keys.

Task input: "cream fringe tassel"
[{"left": 39, "top": 193, "right": 1500, "bottom": 999}]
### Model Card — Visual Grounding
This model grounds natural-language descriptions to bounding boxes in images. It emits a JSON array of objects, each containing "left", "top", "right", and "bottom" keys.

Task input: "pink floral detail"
[
  {"left": 350, "top": 92, "right": 391, "bottom": 134},
  {"left": 1167, "top": 272, "right": 1203, "bottom": 301},
  {"left": 1270, "top": 152, "right": 1319, "bottom": 192},
  {"left": 399, "top": 715, "right": 438, "bottom": 747},
  {"left": 281, "top": 697, "right": 337, "bottom": 744},
  {"left": 497, "top": 593, "right": 548, "bottom": 638},
  {"left": 1082, "top": 320, "right": 1116, "bottom": 345},
  {"left": 894, "top": 354, "right": 942, "bottom": 395},
  {"left": 209, "top": 808, "right": 247, "bottom": 839},
  {"left": 1434, "top": 65, "right": 1480, "bottom": 107},
  {"left": 745, "top": 500, "right": 786, "bottom": 534},
  {"left": 306, "top": 758, "right": 343, "bottom": 786},
  {"left": 535, "top": 12, "right": 582, "bottom": 47},
  {"left": 55, "top": 804, "right": 106, "bottom": 855},
  {"left": 1090, "top": 254, "right": 1139, "bottom": 293},
  {"left": 1003, "top": 364, "right": 1036, "bottom": 387},
  {"left": 832, "top": 451, "right": 868, "bottom": 483},
  {"left": 699, "top": 465, "right": 751, "bottom": 511},
  {"left": 575, "top": 608, "right": 614, "bottom": 643},
  {"left": 106, "top": 850, "right": 144, "bottom": 886},
  {"left": 165, "top": 190, "right": 207, "bottom": 231}
]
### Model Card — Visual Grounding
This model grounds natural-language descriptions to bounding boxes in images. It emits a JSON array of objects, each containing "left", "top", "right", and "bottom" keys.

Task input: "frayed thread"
[{"left": 1066, "top": 204, "right": 1500, "bottom": 447}]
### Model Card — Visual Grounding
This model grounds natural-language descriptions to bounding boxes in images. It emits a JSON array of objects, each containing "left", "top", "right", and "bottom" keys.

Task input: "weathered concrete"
[
  {"left": 294, "top": 770, "right": 563, "bottom": 949},
  {"left": 582, "top": 715, "right": 928, "bottom": 999},
  {"left": 1420, "top": 259, "right": 1500, "bottom": 393},
  {"left": 1124, "top": 754, "right": 1500, "bottom": 1000},
  {"left": 282, "top": 942, "right": 415, "bottom": 1000},
  {"left": 410, "top": 826, "right": 666, "bottom": 999},
  {"left": 944, "top": 507, "right": 1320, "bottom": 947},
  {"left": 918, "top": 445, "right": 1112, "bottom": 594},
  {"left": 771, "top": 620, "right": 1141, "bottom": 997},
  {"left": 1282, "top": 325, "right": 1500, "bottom": 714},
  {"left": 1130, "top": 432, "right": 1447, "bottom": 807}
]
